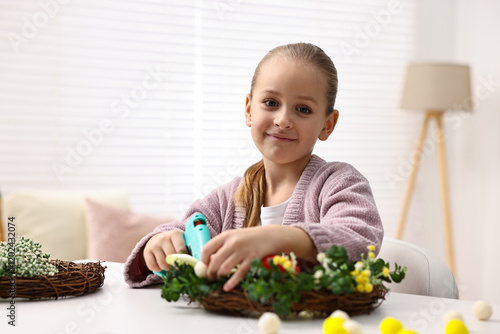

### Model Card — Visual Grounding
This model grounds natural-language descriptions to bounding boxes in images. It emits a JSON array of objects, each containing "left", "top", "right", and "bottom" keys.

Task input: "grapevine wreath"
[
  {"left": 161, "top": 244, "right": 406, "bottom": 318},
  {"left": 0, "top": 236, "right": 105, "bottom": 299}
]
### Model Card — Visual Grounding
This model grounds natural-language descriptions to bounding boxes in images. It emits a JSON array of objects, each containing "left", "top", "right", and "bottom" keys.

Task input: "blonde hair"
[{"left": 236, "top": 43, "right": 339, "bottom": 228}]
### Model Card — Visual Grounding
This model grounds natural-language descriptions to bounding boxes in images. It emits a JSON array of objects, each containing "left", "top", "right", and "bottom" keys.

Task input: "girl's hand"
[
  {"left": 201, "top": 228, "right": 273, "bottom": 292},
  {"left": 201, "top": 225, "right": 315, "bottom": 292},
  {"left": 142, "top": 230, "right": 187, "bottom": 272}
]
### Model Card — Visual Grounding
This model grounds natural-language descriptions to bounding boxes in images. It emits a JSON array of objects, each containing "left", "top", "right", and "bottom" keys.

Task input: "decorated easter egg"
[{"left": 194, "top": 261, "right": 208, "bottom": 278}]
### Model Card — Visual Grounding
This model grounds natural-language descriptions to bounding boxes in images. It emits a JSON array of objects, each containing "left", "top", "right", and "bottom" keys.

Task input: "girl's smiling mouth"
[{"left": 266, "top": 133, "right": 296, "bottom": 142}]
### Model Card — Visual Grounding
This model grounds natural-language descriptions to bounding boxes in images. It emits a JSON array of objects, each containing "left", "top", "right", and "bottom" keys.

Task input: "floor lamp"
[{"left": 395, "top": 63, "right": 472, "bottom": 277}]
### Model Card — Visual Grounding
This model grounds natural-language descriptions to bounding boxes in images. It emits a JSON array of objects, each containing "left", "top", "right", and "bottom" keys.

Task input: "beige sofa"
[{"left": 1, "top": 191, "right": 173, "bottom": 262}]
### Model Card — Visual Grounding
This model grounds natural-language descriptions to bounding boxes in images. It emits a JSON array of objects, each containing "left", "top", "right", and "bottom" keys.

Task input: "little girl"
[{"left": 124, "top": 42, "right": 383, "bottom": 291}]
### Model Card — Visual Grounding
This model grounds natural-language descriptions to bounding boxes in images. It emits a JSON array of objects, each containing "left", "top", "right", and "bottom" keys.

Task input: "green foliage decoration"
[
  {"left": 161, "top": 244, "right": 406, "bottom": 317},
  {"left": 0, "top": 236, "right": 58, "bottom": 277}
]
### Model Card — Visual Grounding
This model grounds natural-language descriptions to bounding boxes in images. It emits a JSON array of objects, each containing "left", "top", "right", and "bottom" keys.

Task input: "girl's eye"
[
  {"left": 297, "top": 106, "right": 311, "bottom": 114},
  {"left": 264, "top": 99, "right": 278, "bottom": 108}
]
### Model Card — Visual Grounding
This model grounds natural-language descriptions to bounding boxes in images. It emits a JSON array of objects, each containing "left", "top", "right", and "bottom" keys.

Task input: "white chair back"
[{"left": 378, "top": 237, "right": 459, "bottom": 299}]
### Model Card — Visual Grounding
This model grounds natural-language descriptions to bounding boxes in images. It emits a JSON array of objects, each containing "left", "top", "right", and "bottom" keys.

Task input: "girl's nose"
[{"left": 273, "top": 109, "right": 293, "bottom": 129}]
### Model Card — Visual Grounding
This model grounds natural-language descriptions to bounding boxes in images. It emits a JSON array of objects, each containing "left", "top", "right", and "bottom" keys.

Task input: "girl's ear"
[
  {"left": 318, "top": 109, "right": 339, "bottom": 141},
  {"left": 244, "top": 93, "right": 252, "bottom": 127}
]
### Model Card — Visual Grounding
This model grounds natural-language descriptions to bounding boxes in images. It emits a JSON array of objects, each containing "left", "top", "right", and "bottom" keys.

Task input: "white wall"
[
  {"left": 454, "top": 0, "right": 500, "bottom": 302},
  {"left": 400, "top": 0, "right": 500, "bottom": 301}
]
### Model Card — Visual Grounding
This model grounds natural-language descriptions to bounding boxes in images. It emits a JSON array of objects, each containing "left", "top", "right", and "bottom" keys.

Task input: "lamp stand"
[{"left": 395, "top": 110, "right": 456, "bottom": 277}]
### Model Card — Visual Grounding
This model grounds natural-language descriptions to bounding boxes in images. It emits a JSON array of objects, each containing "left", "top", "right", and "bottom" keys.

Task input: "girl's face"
[{"left": 245, "top": 57, "right": 338, "bottom": 167}]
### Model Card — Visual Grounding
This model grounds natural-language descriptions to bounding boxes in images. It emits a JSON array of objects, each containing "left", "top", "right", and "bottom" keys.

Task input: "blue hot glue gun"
[
  {"left": 183, "top": 212, "right": 211, "bottom": 260},
  {"left": 153, "top": 213, "right": 211, "bottom": 279}
]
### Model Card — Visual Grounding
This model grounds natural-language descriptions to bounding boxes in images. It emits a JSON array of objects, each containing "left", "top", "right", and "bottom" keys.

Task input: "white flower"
[
  {"left": 316, "top": 252, "right": 326, "bottom": 263},
  {"left": 322, "top": 258, "right": 333, "bottom": 272},
  {"left": 355, "top": 261, "right": 364, "bottom": 272},
  {"left": 314, "top": 270, "right": 323, "bottom": 279}
]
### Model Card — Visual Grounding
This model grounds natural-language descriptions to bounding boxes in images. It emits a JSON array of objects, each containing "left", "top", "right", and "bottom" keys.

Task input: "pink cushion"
[{"left": 84, "top": 198, "right": 174, "bottom": 262}]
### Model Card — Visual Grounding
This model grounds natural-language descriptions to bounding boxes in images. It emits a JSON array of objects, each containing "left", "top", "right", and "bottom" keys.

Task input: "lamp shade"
[{"left": 401, "top": 63, "right": 472, "bottom": 111}]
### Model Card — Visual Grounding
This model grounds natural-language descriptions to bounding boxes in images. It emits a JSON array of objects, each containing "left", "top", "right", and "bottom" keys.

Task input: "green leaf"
[
  {"left": 296, "top": 273, "right": 314, "bottom": 291},
  {"left": 273, "top": 294, "right": 292, "bottom": 317},
  {"left": 255, "top": 280, "right": 273, "bottom": 303},
  {"left": 247, "top": 287, "right": 260, "bottom": 301},
  {"left": 326, "top": 245, "right": 349, "bottom": 266},
  {"left": 198, "top": 284, "right": 211, "bottom": 296},
  {"left": 271, "top": 270, "right": 284, "bottom": 281},
  {"left": 390, "top": 264, "right": 407, "bottom": 283},
  {"left": 161, "top": 286, "right": 180, "bottom": 302},
  {"left": 370, "top": 258, "right": 385, "bottom": 273}
]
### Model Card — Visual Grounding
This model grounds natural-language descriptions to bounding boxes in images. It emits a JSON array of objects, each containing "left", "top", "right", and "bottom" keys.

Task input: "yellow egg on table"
[
  {"left": 445, "top": 319, "right": 468, "bottom": 334},
  {"left": 323, "top": 317, "right": 347, "bottom": 334},
  {"left": 380, "top": 317, "right": 403, "bottom": 334}
]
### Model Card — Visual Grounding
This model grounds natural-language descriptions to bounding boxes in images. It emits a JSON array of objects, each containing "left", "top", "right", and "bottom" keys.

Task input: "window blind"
[{"left": 0, "top": 0, "right": 417, "bottom": 231}]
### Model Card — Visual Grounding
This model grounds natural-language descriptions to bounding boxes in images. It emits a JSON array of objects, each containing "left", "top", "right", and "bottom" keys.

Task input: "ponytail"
[{"left": 235, "top": 159, "right": 266, "bottom": 227}]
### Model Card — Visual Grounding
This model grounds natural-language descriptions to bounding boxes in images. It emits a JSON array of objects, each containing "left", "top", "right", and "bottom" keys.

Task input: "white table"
[{"left": 1, "top": 262, "right": 498, "bottom": 333}]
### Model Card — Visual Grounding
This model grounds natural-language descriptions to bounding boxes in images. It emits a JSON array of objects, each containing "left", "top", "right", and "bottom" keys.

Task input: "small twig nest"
[{"left": 0, "top": 260, "right": 106, "bottom": 299}]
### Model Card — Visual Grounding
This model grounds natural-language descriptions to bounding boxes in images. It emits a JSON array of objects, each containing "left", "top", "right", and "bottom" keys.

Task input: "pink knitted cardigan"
[{"left": 123, "top": 155, "right": 383, "bottom": 287}]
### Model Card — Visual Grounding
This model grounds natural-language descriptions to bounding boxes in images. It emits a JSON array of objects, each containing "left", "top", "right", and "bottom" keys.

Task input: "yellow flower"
[
  {"left": 367, "top": 245, "right": 376, "bottom": 252},
  {"left": 273, "top": 255, "right": 281, "bottom": 265},
  {"left": 383, "top": 267, "right": 390, "bottom": 277},
  {"left": 361, "top": 269, "right": 371, "bottom": 277},
  {"left": 350, "top": 270, "right": 359, "bottom": 276},
  {"left": 365, "top": 283, "right": 373, "bottom": 293},
  {"left": 357, "top": 284, "right": 365, "bottom": 292},
  {"left": 282, "top": 261, "right": 292, "bottom": 271},
  {"left": 368, "top": 251, "right": 375, "bottom": 260}
]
